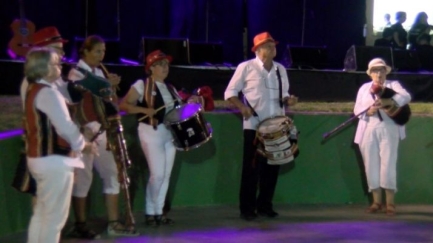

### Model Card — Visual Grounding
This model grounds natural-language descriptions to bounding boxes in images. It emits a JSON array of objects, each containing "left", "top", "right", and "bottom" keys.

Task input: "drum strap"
[
  {"left": 143, "top": 77, "right": 158, "bottom": 129},
  {"left": 275, "top": 66, "right": 283, "bottom": 108},
  {"left": 166, "top": 84, "right": 182, "bottom": 108},
  {"left": 244, "top": 97, "right": 258, "bottom": 117}
]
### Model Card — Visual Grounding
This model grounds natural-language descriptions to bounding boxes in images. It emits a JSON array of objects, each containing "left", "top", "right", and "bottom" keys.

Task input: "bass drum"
[
  {"left": 256, "top": 116, "right": 299, "bottom": 165},
  {"left": 164, "top": 103, "right": 212, "bottom": 151}
]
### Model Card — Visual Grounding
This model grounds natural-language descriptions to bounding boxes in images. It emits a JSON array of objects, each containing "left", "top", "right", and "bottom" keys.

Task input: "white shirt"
[
  {"left": 27, "top": 79, "right": 85, "bottom": 168},
  {"left": 224, "top": 57, "right": 290, "bottom": 130},
  {"left": 20, "top": 77, "right": 71, "bottom": 108},
  {"left": 353, "top": 79, "right": 412, "bottom": 144},
  {"left": 68, "top": 59, "right": 105, "bottom": 80},
  {"left": 132, "top": 79, "right": 176, "bottom": 113}
]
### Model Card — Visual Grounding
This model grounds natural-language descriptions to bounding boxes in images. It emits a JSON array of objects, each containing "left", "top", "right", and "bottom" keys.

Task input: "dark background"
[{"left": 0, "top": 0, "right": 365, "bottom": 68}]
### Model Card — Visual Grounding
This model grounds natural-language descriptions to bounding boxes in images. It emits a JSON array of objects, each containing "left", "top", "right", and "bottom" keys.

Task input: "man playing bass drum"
[{"left": 224, "top": 32, "right": 298, "bottom": 221}]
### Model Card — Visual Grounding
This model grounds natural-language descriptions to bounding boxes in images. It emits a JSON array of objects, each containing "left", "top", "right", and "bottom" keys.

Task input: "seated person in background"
[
  {"left": 390, "top": 11, "right": 408, "bottom": 50},
  {"left": 408, "top": 12, "right": 431, "bottom": 50},
  {"left": 374, "top": 28, "right": 394, "bottom": 47},
  {"left": 383, "top": 13, "right": 392, "bottom": 29}
]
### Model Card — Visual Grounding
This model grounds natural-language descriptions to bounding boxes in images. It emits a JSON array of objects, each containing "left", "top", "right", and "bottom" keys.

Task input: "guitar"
[{"left": 8, "top": 0, "right": 36, "bottom": 58}]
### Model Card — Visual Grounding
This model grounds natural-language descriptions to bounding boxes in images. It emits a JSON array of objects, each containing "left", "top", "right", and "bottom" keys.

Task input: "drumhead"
[
  {"left": 258, "top": 116, "right": 291, "bottom": 134},
  {"left": 165, "top": 103, "right": 202, "bottom": 123}
]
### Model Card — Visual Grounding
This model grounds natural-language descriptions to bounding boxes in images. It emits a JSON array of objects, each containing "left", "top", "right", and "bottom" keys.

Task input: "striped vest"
[
  {"left": 24, "top": 83, "right": 71, "bottom": 157},
  {"left": 137, "top": 78, "right": 180, "bottom": 128}
]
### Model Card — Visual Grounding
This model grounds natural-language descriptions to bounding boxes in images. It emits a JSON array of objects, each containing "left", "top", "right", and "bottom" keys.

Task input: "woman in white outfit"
[
  {"left": 67, "top": 35, "right": 137, "bottom": 237},
  {"left": 120, "top": 50, "right": 188, "bottom": 226},
  {"left": 353, "top": 58, "right": 411, "bottom": 216},
  {"left": 24, "top": 47, "right": 94, "bottom": 243}
]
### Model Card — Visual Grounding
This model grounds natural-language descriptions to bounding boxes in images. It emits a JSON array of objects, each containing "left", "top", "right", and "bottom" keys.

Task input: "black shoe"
[
  {"left": 145, "top": 215, "right": 156, "bottom": 226},
  {"left": 258, "top": 209, "right": 279, "bottom": 218},
  {"left": 240, "top": 212, "right": 257, "bottom": 221},
  {"left": 160, "top": 216, "right": 175, "bottom": 225},
  {"left": 67, "top": 222, "right": 101, "bottom": 239},
  {"left": 154, "top": 215, "right": 163, "bottom": 226},
  {"left": 152, "top": 214, "right": 175, "bottom": 226}
]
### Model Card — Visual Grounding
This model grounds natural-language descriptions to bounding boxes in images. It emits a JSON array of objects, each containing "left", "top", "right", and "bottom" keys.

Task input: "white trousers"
[
  {"left": 359, "top": 124, "right": 400, "bottom": 192},
  {"left": 72, "top": 129, "right": 120, "bottom": 197},
  {"left": 27, "top": 156, "right": 74, "bottom": 243},
  {"left": 138, "top": 123, "right": 176, "bottom": 215}
]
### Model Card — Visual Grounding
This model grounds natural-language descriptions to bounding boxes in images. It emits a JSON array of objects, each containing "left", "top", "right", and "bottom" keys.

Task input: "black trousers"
[{"left": 239, "top": 129, "right": 280, "bottom": 214}]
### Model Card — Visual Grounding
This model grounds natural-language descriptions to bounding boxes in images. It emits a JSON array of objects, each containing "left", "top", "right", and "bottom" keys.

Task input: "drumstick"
[
  {"left": 100, "top": 63, "right": 120, "bottom": 91},
  {"left": 138, "top": 100, "right": 177, "bottom": 122}
]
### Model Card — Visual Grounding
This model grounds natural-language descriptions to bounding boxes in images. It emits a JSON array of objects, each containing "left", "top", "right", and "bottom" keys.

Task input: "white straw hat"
[{"left": 366, "top": 58, "right": 392, "bottom": 75}]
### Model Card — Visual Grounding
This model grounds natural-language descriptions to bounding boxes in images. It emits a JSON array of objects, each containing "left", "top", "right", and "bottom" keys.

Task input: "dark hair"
[
  {"left": 395, "top": 11, "right": 406, "bottom": 21},
  {"left": 79, "top": 35, "right": 105, "bottom": 58},
  {"left": 413, "top": 12, "right": 428, "bottom": 25}
]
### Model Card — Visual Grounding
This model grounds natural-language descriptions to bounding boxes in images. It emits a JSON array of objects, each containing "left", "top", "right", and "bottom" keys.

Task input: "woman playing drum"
[{"left": 120, "top": 50, "right": 201, "bottom": 226}]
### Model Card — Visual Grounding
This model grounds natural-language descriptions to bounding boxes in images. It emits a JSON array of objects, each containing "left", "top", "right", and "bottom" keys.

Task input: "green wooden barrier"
[{"left": 1, "top": 113, "right": 433, "bottom": 236}]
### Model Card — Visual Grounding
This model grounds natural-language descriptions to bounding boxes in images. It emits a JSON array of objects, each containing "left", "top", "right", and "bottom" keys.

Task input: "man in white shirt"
[{"left": 224, "top": 32, "right": 297, "bottom": 221}]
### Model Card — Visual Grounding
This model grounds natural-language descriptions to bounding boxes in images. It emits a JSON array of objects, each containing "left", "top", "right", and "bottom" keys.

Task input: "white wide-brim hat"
[{"left": 366, "top": 58, "right": 392, "bottom": 75}]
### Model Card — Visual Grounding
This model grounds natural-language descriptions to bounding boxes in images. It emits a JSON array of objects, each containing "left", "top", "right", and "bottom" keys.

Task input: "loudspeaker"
[
  {"left": 392, "top": 50, "right": 421, "bottom": 72},
  {"left": 284, "top": 46, "right": 328, "bottom": 69},
  {"left": 344, "top": 45, "right": 393, "bottom": 72},
  {"left": 70, "top": 37, "right": 121, "bottom": 64},
  {"left": 189, "top": 41, "right": 224, "bottom": 65},
  {"left": 141, "top": 37, "right": 190, "bottom": 65}
]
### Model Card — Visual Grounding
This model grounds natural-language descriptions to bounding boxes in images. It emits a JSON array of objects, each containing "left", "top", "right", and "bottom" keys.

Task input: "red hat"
[
  {"left": 145, "top": 50, "right": 173, "bottom": 71},
  {"left": 251, "top": 32, "right": 278, "bottom": 52},
  {"left": 32, "top": 27, "right": 68, "bottom": 47}
]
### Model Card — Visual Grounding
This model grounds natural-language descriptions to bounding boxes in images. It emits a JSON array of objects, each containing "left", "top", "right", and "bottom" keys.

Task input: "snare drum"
[
  {"left": 164, "top": 103, "right": 212, "bottom": 151},
  {"left": 256, "top": 116, "right": 299, "bottom": 165}
]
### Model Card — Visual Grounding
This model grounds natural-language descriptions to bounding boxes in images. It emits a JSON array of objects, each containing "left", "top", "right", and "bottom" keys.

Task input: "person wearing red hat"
[
  {"left": 119, "top": 49, "right": 184, "bottom": 226},
  {"left": 354, "top": 58, "right": 411, "bottom": 216},
  {"left": 67, "top": 35, "right": 137, "bottom": 237},
  {"left": 224, "top": 32, "right": 298, "bottom": 221}
]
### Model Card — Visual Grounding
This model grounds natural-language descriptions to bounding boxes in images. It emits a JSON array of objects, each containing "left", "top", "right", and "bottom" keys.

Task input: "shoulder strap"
[
  {"left": 143, "top": 78, "right": 158, "bottom": 128},
  {"left": 166, "top": 84, "right": 181, "bottom": 107},
  {"left": 275, "top": 65, "right": 283, "bottom": 108}
]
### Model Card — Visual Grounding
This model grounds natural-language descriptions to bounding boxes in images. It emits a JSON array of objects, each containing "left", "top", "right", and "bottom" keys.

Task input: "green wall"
[{"left": 1, "top": 113, "right": 433, "bottom": 236}]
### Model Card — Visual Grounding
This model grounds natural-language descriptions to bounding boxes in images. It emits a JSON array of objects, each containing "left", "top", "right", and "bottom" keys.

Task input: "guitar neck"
[{"left": 19, "top": 0, "right": 27, "bottom": 28}]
